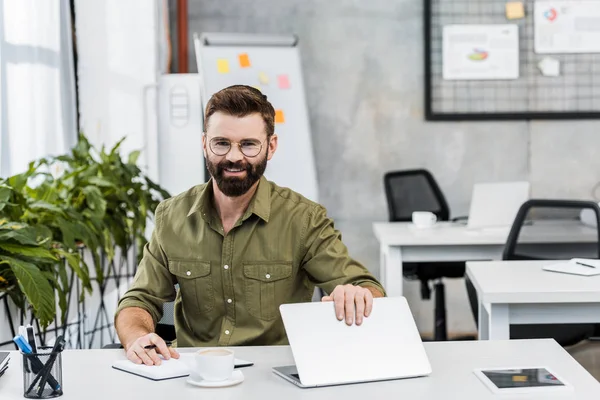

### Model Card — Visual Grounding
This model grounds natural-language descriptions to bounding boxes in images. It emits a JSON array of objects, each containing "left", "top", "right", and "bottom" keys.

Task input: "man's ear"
[
  {"left": 202, "top": 133, "right": 208, "bottom": 158},
  {"left": 267, "top": 134, "right": 278, "bottom": 161}
]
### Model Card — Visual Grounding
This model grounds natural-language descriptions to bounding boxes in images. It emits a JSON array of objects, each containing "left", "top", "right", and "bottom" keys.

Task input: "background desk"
[
  {"left": 373, "top": 221, "right": 597, "bottom": 296},
  {"left": 467, "top": 260, "right": 600, "bottom": 341},
  {"left": 1, "top": 340, "right": 599, "bottom": 399}
]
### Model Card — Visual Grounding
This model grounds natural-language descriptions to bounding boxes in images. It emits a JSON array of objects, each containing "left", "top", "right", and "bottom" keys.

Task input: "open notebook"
[
  {"left": 112, "top": 353, "right": 253, "bottom": 381},
  {"left": 543, "top": 258, "right": 600, "bottom": 277}
]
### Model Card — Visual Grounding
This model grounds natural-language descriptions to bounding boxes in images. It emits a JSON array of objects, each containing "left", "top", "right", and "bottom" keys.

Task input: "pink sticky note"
[{"left": 278, "top": 75, "right": 290, "bottom": 89}]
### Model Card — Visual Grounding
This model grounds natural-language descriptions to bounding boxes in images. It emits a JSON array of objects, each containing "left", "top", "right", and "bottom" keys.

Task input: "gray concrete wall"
[{"left": 179, "top": 0, "right": 600, "bottom": 335}]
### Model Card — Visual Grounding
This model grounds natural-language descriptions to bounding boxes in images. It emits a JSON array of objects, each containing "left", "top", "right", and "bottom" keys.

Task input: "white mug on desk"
[
  {"left": 412, "top": 211, "right": 437, "bottom": 228},
  {"left": 195, "top": 348, "right": 235, "bottom": 381}
]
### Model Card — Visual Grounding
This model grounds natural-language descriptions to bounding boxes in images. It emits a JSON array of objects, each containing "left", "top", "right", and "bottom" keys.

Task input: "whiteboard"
[
  {"left": 193, "top": 32, "right": 319, "bottom": 202},
  {"left": 535, "top": 1, "right": 600, "bottom": 54}
]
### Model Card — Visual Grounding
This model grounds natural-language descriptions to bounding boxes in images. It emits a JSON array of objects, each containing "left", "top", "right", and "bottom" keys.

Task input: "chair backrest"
[
  {"left": 383, "top": 169, "right": 450, "bottom": 222},
  {"left": 502, "top": 199, "right": 600, "bottom": 260}
]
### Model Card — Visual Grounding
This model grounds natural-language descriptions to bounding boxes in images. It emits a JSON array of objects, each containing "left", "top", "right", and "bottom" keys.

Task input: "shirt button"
[
  {"left": 186, "top": 271, "right": 191, "bottom": 276},
  {"left": 265, "top": 274, "right": 271, "bottom": 279},
  {"left": 225, "top": 330, "right": 230, "bottom": 335},
  {"left": 227, "top": 299, "right": 232, "bottom": 304},
  {"left": 224, "top": 265, "right": 229, "bottom": 270}
]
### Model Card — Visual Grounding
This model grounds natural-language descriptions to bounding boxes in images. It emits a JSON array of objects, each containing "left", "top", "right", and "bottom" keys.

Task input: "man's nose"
[{"left": 225, "top": 143, "right": 244, "bottom": 163}]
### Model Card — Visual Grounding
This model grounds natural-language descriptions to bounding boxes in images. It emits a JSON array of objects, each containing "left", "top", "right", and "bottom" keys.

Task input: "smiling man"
[{"left": 115, "top": 85, "right": 385, "bottom": 366}]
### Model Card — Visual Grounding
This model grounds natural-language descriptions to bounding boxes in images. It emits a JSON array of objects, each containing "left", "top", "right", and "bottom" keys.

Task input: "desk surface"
[
  {"left": 1, "top": 340, "right": 599, "bottom": 399},
  {"left": 373, "top": 221, "right": 597, "bottom": 246},
  {"left": 467, "top": 260, "right": 600, "bottom": 304}
]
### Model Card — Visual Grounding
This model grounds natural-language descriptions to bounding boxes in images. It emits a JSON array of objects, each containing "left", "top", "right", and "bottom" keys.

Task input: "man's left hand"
[{"left": 321, "top": 284, "right": 379, "bottom": 326}]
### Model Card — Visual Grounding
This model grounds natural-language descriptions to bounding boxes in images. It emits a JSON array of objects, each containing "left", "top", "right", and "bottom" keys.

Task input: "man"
[{"left": 115, "top": 85, "right": 385, "bottom": 366}]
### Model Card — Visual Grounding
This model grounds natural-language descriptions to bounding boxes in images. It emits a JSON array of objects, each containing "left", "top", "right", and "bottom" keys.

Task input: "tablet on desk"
[{"left": 474, "top": 367, "right": 572, "bottom": 394}]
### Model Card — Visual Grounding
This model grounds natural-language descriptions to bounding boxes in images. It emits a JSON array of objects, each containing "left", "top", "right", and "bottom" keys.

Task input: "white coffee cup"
[
  {"left": 412, "top": 211, "right": 437, "bottom": 228},
  {"left": 195, "top": 348, "right": 234, "bottom": 381}
]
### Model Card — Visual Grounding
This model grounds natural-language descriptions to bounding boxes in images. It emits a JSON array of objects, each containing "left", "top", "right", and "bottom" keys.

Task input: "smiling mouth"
[{"left": 224, "top": 167, "right": 245, "bottom": 173}]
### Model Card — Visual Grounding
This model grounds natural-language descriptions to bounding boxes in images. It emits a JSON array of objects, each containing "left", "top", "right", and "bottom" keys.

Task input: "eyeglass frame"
[{"left": 203, "top": 134, "right": 271, "bottom": 158}]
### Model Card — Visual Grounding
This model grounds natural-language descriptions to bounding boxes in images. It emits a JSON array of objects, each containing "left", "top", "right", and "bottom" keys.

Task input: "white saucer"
[{"left": 186, "top": 370, "right": 244, "bottom": 388}]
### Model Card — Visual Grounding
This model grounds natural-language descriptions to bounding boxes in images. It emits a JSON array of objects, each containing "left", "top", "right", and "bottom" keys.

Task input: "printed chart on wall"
[
  {"left": 193, "top": 33, "right": 319, "bottom": 202},
  {"left": 535, "top": 1, "right": 600, "bottom": 54},
  {"left": 443, "top": 24, "right": 519, "bottom": 80}
]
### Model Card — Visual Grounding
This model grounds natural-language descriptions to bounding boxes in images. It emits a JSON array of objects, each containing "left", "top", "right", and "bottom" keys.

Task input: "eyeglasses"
[{"left": 206, "top": 136, "right": 267, "bottom": 158}]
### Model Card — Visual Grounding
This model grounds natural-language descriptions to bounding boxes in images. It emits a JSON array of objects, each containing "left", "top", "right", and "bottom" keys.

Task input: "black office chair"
[
  {"left": 383, "top": 169, "right": 471, "bottom": 341},
  {"left": 465, "top": 199, "right": 600, "bottom": 346}
]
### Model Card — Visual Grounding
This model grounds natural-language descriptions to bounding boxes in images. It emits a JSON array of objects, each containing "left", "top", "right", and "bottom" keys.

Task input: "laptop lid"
[
  {"left": 279, "top": 297, "right": 432, "bottom": 387},
  {"left": 467, "top": 181, "right": 530, "bottom": 229}
]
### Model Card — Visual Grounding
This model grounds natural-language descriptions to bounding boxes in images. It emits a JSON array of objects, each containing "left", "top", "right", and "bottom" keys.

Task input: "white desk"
[
  {"left": 1, "top": 340, "right": 599, "bottom": 399},
  {"left": 373, "top": 221, "right": 597, "bottom": 296},
  {"left": 467, "top": 260, "right": 600, "bottom": 341}
]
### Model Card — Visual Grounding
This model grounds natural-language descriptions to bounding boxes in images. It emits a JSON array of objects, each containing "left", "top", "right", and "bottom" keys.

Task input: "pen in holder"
[{"left": 22, "top": 346, "right": 63, "bottom": 398}]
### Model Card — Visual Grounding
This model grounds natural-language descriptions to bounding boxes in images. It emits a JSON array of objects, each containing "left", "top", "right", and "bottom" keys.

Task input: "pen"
[
  {"left": 26, "top": 325, "right": 37, "bottom": 353},
  {"left": 144, "top": 341, "right": 172, "bottom": 350},
  {"left": 576, "top": 261, "right": 597, "bottom": 269},
  {"left": 34, "top": 337, "right": 65, "bottom": 397}
]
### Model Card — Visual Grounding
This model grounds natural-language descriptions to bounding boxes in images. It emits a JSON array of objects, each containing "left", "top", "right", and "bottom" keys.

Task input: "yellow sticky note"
[
  {"left": 239, "top": 53, "right": 251, "bottom": 68},
  {"left": 506, "top": 2, "right": 525, "bottom": 20},
  {"left": 258, "top": 72, "right": 269, "bottom": 85},
  {"left": 217, "top": 59, "right": 230, "bottom": 74},
  {"left": 275, "top": 110, "right": 285, "bottom": 124},
  {"left": 512, "top": 375, "right": 528, "bottom": 382}
]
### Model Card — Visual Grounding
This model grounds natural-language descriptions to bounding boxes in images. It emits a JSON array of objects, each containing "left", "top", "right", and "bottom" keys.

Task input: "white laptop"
[
  {"left": 272, "top": 297, "right": 432, "bottom": 388},
  {"left": 467, "top": 181, "right": 530, "bottom": 229}
]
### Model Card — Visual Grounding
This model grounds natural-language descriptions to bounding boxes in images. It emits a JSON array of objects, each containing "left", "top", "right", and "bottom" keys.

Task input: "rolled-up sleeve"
[
  {"left": 115, "top": 202, "right": 177, "bottom": 325},
  {"left": 300, "top": 205, "right": 386, "bottom": 297}
]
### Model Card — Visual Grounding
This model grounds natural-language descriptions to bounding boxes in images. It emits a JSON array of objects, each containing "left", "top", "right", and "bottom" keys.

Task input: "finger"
[
  {"left": 150, "top": 336, "right": 171, "bottom": 360},
  {"left": 169, "top": 348, "right": 180, "bottom": 359},
  {"left": 146, "top": 348, "right": 162, "bottom": 365},
  {"left": 127, "top": 348, "right": 143, "bottom": 365},
  {"left": 355, "top": 291, "right": 366, "bottom": 325},
  {"left": 135, "top": 346, "right": 155, "bottom": 366},
  {"left": 333, "top": 290, "right": 345, "bottom": 321},
  {"left": 345, "top": 287, "right": 355, "bottom": 325},
  {"left": 321, "top": 295, "right": 332, "bottom": 302},
  {"left": 364, "top": 290, "right": 374, "bottom": 317}
]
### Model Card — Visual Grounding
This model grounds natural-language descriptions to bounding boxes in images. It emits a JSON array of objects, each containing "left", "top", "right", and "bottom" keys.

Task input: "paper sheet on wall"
[
  {"left": 535, "top": 1, "right": 600, "bottom": 53},
  {"left": 443, "top": 25, "right": 520, "bottom": 80}
]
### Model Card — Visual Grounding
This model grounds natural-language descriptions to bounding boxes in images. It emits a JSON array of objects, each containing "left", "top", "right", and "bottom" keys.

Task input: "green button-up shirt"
[{"left": 116, "top": 176, "right": 385, "bottom": 347}]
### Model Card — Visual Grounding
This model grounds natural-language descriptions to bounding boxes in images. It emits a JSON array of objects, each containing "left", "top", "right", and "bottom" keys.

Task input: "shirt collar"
[{"left": 187, "top": 176, "right": 271, "bottom": 223}]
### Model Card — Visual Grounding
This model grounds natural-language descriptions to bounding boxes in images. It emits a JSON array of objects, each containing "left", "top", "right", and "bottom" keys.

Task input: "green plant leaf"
[
  {"left": 87, "top": 176, "right": 116, "bottom": 188},
  {"left": 82, "top": 186, "right": 107, "bottom": 213},
  {"left": 1, "top": 255, "right": 55, "bottom": 327},
  {"left": 0, "top": 227, "right": 40, "bottom": 246},
  {"left": 0, "top": 243, "right": 57, "bottom": 260},
  {"left": 54, "top": 249, "right": 91, "bottom": 293},
  {"left": 29, "top": 201, "right": 65, "bottom": 214},
  {"left": 0, "top": 186, "right": 12, "bottom": 212},
  {"left": 128, "top": 150, "right": 141, "bottom": 165}
]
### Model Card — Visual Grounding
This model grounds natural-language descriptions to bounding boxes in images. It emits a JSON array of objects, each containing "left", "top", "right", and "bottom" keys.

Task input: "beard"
[{"left": 206, "top": 152, "right": 268, "bottom": 197}]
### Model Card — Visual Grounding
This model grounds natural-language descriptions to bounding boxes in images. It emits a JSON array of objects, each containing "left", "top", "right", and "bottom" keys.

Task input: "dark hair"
[{"left": 204, "top": 85, "right": 275, "bottom": 137}]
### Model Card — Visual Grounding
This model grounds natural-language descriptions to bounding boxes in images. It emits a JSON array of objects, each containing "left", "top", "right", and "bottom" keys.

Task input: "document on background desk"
[
  {"left": 112, "top": 354, "right": 253, "bottom": 381},
  {"left": 543, "top": 259, "right": 600, "bottom": 276}
]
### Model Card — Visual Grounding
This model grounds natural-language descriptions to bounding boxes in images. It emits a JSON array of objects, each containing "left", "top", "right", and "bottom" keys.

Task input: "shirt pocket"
[
  {"left": 243, "top": 262, "right": 293, "bottom": 321},
  {"left": 169, "top": 260, "right": 214, "bottom": 314}
]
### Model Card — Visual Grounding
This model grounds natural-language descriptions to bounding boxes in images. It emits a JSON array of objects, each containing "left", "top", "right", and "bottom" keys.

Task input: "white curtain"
[{"left": 0, "top": 0, "right": 77, "bottom": 177}]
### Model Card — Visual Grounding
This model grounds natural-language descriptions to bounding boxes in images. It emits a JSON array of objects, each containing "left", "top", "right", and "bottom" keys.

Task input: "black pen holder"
[{"left": 22, "top": 346, "right": 63, "bottom": 398}]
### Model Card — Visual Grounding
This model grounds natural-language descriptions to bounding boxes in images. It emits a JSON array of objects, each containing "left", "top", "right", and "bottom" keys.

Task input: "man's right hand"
[{"left": 125, "top": 333, "right": 180, "bottom": 366}]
